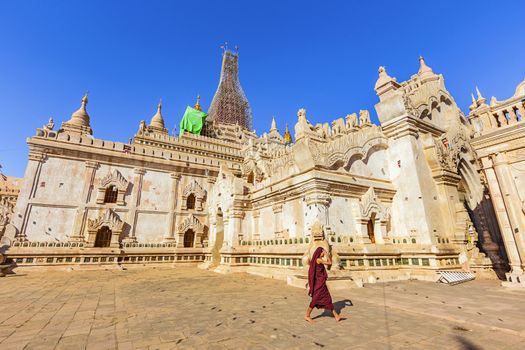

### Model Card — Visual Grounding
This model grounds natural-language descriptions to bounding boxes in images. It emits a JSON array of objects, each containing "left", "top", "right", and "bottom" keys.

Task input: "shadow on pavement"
[
  {"left": 455, "top": 335, "right": 483, "bottom": 350},
  {"left": 312, "top": 299, "right": 353, "bottom": 319}
]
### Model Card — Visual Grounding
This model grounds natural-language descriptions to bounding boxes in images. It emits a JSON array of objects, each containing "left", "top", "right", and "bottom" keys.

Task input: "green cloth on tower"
[{"left": 179, "top": 106, "right": 208, "bottom": 136}]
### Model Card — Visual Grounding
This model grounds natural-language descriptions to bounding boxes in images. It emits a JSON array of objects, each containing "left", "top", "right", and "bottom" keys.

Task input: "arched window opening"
[
  {"left": 186, "top": 194, "right": 196, "bottom": 210},
  {"left": 94, "top": 226, "right": 112, "bottom": 248},
  {"left": 104, "top": 185, "right": 118, "bottom": 204},
  {"left": 184, "top": 229, "right": 195, "bottom": 248},
  {"left": 247, "top": 172, "right": 255, "bottom": 184},
  {"left": 367, "top": 213, "right": 376, "bottom": 244}
]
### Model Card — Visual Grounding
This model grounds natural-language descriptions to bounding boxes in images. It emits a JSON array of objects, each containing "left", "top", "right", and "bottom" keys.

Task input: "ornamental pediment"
[
  {"left": 87, "top": 209, "right": 124, "bottom": 231},
  {"left": 310, "top": 125, "right": 388, "bottom": 168},
  {"left": 177, "top": 214, "right": 204, "bottom": 233},
  {"left": 182, "top": 179, "right": 206, "bottom": 198},
  {"left": 100, "top": 169, "right": 128, "bottom": 191}
]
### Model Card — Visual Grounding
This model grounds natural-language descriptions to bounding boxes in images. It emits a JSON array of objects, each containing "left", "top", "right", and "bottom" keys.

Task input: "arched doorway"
[
  {"left": 186, "top": 194, "right": 196, "bottom": 210},
  {"left": 184, "top": 229, "right": 195, "bottom": 247},
  {"left": 94, "top": 226, "right": 112, "bottom": 248},
  {"left": 367, "top": 213, "right": 376, "bottom": 244}
]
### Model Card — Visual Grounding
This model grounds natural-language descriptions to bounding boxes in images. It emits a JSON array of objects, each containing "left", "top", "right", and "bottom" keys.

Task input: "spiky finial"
[
  {"left": 194, "top": 95, "right": 201, "bottom": 111},
  {"left": 270, "top": 116, "right": 277, "bottom": 131},
  {"left": 475, "top": 86, "right": 483, "bottom": 100}
]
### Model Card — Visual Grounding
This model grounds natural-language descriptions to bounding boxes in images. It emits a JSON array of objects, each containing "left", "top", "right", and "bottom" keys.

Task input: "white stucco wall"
[
  {"left": 34, "top": 158, "right": 84, "bottom": 204},
  {"left": 26, "top": 206, "right": 76, "bottom": 242},
  {"left": 135, "top": 212, "right": 168, "bottom": 242},
  {"left": 140, "top": 171, "right": 170, "bottom": 211}
]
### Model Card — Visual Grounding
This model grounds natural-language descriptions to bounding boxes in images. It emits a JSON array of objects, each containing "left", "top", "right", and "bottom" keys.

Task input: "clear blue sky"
[{"left": 1, "top": 1, "right": 524, "bottom": 177}]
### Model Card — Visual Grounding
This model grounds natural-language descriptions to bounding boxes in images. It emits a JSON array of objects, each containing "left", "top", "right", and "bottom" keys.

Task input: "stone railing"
[
  {"left": 122, "top": 242, "right": 177, "bottom": 248},
  {"left": 13, "top": 241, "right": 86, "bottom": 248},
  {"left": 470, "top": 96, "right": 525, "bottom": 136}
]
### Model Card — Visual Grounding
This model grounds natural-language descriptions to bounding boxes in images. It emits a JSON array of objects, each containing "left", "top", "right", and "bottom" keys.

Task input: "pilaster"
[
  {"left": 69, "top": 161, "right": 99, "bottom": 242},
  {"left": 489, "top": 153, "right": 525, "bottom": 271},
  {"left": 123, "top": 167, "right": 146, "bottom": 243},
  {"left": 164, "top": 172, "right": 181, "bottom": 242},
  {"left": 8, "top": 150, "right": 47, "bottom": 242}
]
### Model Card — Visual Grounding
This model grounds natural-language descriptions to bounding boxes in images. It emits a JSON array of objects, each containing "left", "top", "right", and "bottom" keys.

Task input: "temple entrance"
[
  {"left": 184, "top": 229, "right": 195, "bottom": 247},
  {"left": 211, "top": 208, "right": 224, "bottom": 265},
  {"left": 94, "top": 226, "right": 112, "bottom": 248},
  {"left": 367, "top": 213, "right": 376, "bottom": 244}
]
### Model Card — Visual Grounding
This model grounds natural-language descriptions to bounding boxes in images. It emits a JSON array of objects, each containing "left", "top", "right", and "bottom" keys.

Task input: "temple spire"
[
  {"left": 207, "top": 49, "right": 252, "bottom": 130},
  {"left": 270, "top": 116, "right": 278, "bottom": 132},
  {"left": 283, "top": 122, "right": 292, "bottom": 144},
  {"left": 417, "top": 55, "right": 437, "bottom": 81},
  {"left": 60, "top": 93, "right": 93, "bottom": 135},
  {"left": 148, "top": 99, "right": 168, "bottom": 134},
  {"left": 418, "top": 55, "right": 432, "bottom": 74}
]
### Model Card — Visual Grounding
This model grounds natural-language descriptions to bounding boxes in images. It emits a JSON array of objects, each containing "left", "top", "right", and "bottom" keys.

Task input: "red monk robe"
[{"left": 308, "top": 247, "right": 334, "bottom": 310}]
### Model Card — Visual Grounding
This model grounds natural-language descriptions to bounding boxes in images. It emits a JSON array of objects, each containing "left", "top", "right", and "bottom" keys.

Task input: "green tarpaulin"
[{"left": 179, "top": 106, "right": 208, "bottom": 136}]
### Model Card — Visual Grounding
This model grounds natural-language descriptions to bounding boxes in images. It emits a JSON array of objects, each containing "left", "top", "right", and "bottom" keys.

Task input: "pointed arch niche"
[
  {"left": 86, "top": 209, "right": 124, "bottom": 248},
  {"left": 176, "top": 214, "right": 204, "bottom": 248},
  {"left": 181, "top": 179, "right": 206, "bottom": 211},
  {"left": 96, "top": 169, "right": 129, "bottom": 205},
  {"left": 356, "top": 187, "right": 391, "bottom": 244}
]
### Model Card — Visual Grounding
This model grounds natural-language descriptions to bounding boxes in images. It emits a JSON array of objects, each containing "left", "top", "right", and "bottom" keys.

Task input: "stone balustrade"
[{"left": 469, "top": 84, "right": 525, "bottom": 136}]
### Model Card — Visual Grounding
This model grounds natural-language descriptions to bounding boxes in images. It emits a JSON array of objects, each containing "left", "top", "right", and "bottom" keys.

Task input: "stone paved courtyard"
[{"left": 1, "top": 267, "right": 525, "bottom": 350}]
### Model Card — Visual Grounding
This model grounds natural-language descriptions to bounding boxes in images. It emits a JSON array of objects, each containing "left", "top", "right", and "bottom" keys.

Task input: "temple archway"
[
  {"left": 184, "top": 229, "right": 195, "bottom": 248},
  {"left": 367, "top": 213, "right": 376, "bottom": 244},
  {"left": 86, "top": 209, "right": 124, "bottom": 248},
  {"left": 94, "top": 226, "right": 112, "bottom": 248}
]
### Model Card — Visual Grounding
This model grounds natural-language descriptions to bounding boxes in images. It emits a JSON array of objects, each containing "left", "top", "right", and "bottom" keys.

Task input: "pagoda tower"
[{"left": 207, "top": 49, "right": 252, "bottom": 130}]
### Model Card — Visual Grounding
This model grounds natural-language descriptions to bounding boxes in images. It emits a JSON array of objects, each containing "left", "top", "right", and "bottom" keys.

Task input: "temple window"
[
  {"left": 367, "top": 213, "right": 376, "bottom": 244},
  {"left": 104, "top": 185, "right": 118, "bottom": 204},
  {"left": 247, "top": 172, "right": 254, "bottom": 184},
  {"left": 184, "top": 229, "right": 195, "bottom": 247},
  {"left": 96, "top": 169, "right": 129, "bottom": 206},
  {"left": 186, "top": 194, "right": 196, "bottom": 210},
  {"left": 94, "top": 226, "right": 112, "bottom": 248}
]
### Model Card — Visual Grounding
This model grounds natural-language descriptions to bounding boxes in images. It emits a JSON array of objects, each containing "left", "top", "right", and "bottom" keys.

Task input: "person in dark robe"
[{"left": 305, "top": 247, "right": 343, "bottom": 323}]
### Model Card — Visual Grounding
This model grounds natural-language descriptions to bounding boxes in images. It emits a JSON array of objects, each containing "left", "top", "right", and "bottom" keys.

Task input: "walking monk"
[{"left": 305, "top": 247, "right": 344, "bottom": 323}]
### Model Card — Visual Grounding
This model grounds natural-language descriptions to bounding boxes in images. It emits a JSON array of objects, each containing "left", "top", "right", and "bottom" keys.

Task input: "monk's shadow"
[{"left": 312, "top": 299, "right": 353, "bottom": 319}]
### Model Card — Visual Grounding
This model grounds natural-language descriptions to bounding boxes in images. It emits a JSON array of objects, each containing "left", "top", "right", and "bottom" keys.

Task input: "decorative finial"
[
  {"left": 220, "top": 42, "right": 228, "bottom": 52},
  {"left": 270, "top": 116, "right": 277, "bottom": 131},
  {"left": 283, "top": 122, "right": 292, "bottom": 144},
  {"left": 194, "top": 95, "right": 201, "bottom": 111},
  {"left": 45, "top": 117, "right": 55, "bottom": 130},
  {"left": 469, "top": 93, "right": 478, "bottom": 111},
  {"left": 475, "top": 86, "right": 483, "bottom": 100},
  {"left": 82, "top": 91, "right": 89, "bottom": 105},
  {"left": 418, "top": 55, "right": 434, "bottom": 76}
]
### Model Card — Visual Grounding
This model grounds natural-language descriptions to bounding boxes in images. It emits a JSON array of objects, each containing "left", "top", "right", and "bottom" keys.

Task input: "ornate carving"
[
  {"left": 88, "top": 209, "right": 124, "bottom": 232},
  {"left": 100, "top": 169, "right": 128, "bottom": 191},
  {"left": 359, "top": 110, "right": 371, "bottom": 126},
  {"left": 346, "top": 113, "right": 358, "bottom": 128},
  {"left": 308, "top": 125, "right": 388, "bottom": 169},
  {"left": 182, "top": 179, "right": 206, "bottom": 198},
  {"left": 359, "top": 187, "right": 386, "bottom": 219},
  {"left": 177, "top": 214, "right": 204, "bottom": 233}
]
